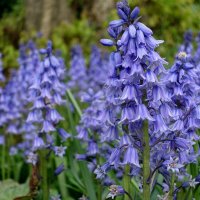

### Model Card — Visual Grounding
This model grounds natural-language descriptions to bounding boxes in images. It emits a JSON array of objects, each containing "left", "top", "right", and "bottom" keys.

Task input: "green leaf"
[
  {"left": 66, "top": 89, "right": 82, "bottom": 117},
  {"left": 0, "top": 179, "right": 29, "bottom": 200}
]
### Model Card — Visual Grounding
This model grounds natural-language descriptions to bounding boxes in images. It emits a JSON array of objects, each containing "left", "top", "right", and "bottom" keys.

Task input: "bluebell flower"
[
  {"left": 123, "top": 145, "right": 140, "bottom": 167},
  {"left": 54, "top": 163, "right": 65, "bottom": 176},
  {"left": 102, "top": 125, "right": 119, "bottom": 142},
  {"left": 193, "top": 32, "right": 200, "bottom": 64},
  {"left": 94, "top": 162, "right": 110, "bottom": 180},
  {"left": 87, "top": 140, "right": 99, "bottom": 156},
  {"left": 57, "top": 128, "right": 70, "bottom": 142},
  {"left": 68, "top": 45, "right": 88, "bottom": 94},
  {"left": 159, "top": 50, "right": 200, "bottom": 174},
  {"left": 92, "top": 0, "right": 170, "bottom": 186},
  {"left": 50, "top": 194, "right": 61, "bottom": 200},
  {"left": 32, "top": 136, "right": 46, "bottom": 151},
  {"left": 163, "top": 157, "right": 184, "bottom": 173},
  {"left": 120, "top": 134, "right": 132, "bottom": 146},
  {"left": 87, "top": 46, "right": 110, "bottom": 91},
  {"left": 0, "top": 135, "right": 4, "bottom": 145},
  {"left": 76, "top": 127, "right": 89, "bottom": 141},
  {"left": 79, "top": 195, "right": 88, "bottom": 200},
  {"left": 9, "top": 146, "right": 18, "bottom": 155},
  {"left": 27, "top": 152, "right": 38, "bottom": 165},
  {"left": 179, "top": 30, "right": 193, "bottom": 54},
  {"left": 27, "top": 109, "right": 43, "bottom": 123},
  {"left": 23, "top": 41, "right": 69, "bottom": 167},
  {"left": 108, "top": 147, "right": 121, "bottom": 167},
  {"left": 53, "top": 146, "right": 67, "bottom": 157},
  {"left": 106, "top": 185, "right": 125, "bottom": 199}
]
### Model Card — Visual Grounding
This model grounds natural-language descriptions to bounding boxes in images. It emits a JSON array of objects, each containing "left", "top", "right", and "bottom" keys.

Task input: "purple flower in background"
[
  {"left": 179, "top": 30, "right": 193, "bottom": 54},
  {"left": 54, "top": 146, "right": 67, "bottom": 157},
  {"left": 123, "top": 145, "right": 140, "bottom": 167},
  {"left": 0, "top": 70, "right": 23, "bottom": 131},
  {"left": 27, "top": 152, "right": 38, "bottom": 165},
  {"left": 57, "top": 128, "right": 70, "bottom": 142},
  {"left": 194, "top": 32, "right": 200, "bottom": 64},
  {"left": 68, "top": 45, "right": 88, "bottom": 94},
  {"left": 75, "top": 49, "right": 110, "bottom": 170},
  {"left": 50, "top": 194, "right": 62, "bottom": 200},
  {"left": 27, "top": 41, "right": 68, "bottom": 158},
  {"left": 54, "top": 163, "right": 65, "bottom": 175},
  {"left": 106, "top": 185, "right": 125, "bottom": 199},
  {"left": 163, "top": 157, "right": 184, "bottom": 173},
  {"left": 87, "top": 45, "right": 110, "bottom": 91}
]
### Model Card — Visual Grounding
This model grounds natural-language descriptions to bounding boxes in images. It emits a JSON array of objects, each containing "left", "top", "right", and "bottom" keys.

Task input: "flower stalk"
[
  {"left": 39, "top": 149, "right": 49, "bottom": 200},
  {"left": 143, "top": 120, "right": 150, "bottom": 200},
  {"left": 123, "top": 165, "right": 131, "bottom": 200},
  {"left": 169, "top": 173, "right": 175, "bottom": 200},
  {"left": 2, "top": 143, "right": 6, "bottom": 180}
]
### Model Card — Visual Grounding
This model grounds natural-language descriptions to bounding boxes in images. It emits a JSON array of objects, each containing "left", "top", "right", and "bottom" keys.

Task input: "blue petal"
[
  {"left": 109, "top": 19, "right": 125, "bottom": 28},
  {"left": 117, "top": 9, "right": 128, "bottom": 21},
  {"left": 129, "top": 25, "right": 136, "bottom": 38},
  {"left": 100, "top": 39, "right": 114, "bottom": 46},
  {"left": 137, "top": 22, "right": 153, "bottom": 35},
  {"left": 130, "top": 7, "right": 140, "bottom": 20}
]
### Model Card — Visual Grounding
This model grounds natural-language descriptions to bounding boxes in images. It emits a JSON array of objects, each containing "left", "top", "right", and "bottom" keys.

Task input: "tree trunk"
[
  {"left": 82, "top": 0, "right": 115, "bottom": 27},
  {"left": 25, "top": 0, "right": 73, "bottom": 37},
  {"left": 25, "top": 0, "right": 114, "bottom": 37}
]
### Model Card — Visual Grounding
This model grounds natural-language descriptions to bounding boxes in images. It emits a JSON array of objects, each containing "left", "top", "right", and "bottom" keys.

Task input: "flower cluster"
[
  {"left": 179, "top": 30, "right": 193, "bottom": 54},
  {"left": 68, "top": 45, "right": 110, "bottom": 98},
  {"left": 83, "top": 1, "right": 200, "bottom": 199},
  {"left": 68, "top": 45, "right": 88, "bottom": 94},
  {"left": 98, "top": 0, "right": 167, "bottom": 178},
  {"left": 150, "top": 50, "right": 200, "bottom": 190},
  {"left": 26, "top": 41, "right": 69, "bottom": 162}
]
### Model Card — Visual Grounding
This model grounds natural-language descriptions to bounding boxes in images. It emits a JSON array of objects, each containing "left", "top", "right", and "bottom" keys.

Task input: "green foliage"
[
  {"left": 51, "top": 19, "right": 96, "bottom": 64},
  {"left": 0, "top": 0, "right": 20, "bottom": 18},
  {"left": 129, "top": 0, "right": 200, "bottom": 64},
  {"left": 0, "top": 0, "right": 24, "bottom": 69},
  {"left": 0, "top": 179, "right": 29, "bottom": 200}
]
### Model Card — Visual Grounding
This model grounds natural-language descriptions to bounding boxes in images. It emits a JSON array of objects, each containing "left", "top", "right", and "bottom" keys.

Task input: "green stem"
[
  {"left": 187, "top": 187, "right": 193, "bottom": 200},
  {"left": 123, "top": 165, "right": 132, "bottom": 200},
  {"left": 143, "top": 120, "right": 150, "bottom": 200},
  {"left": 55, "top": 157, "right": 69, "bottom": 199},
  {"left": 169, "top": 173, "right": 175, "bottom": 200},
  {"left": 2, "top": 144, "right": 5, "bottom": 180},
  {"left": 96, "top": 155, "right": 102, "bottom": 200},
  {"left": 65, "top": 95, "right": 97, "bottom": 200},
  {"left": 7, "top": 134, "right": 11, "bottom": 179},
  {"left": 97, "top": 182, "right": 102, "bottom": 200},
  {"left": 39, "top": 149, "right": 49, "bottom": 200},
  {"left": 125, "top": 191, "right": 134, "bottom": 200},
  {"left": 67, "top": 89, "right": 82, "bottom": 117}
]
